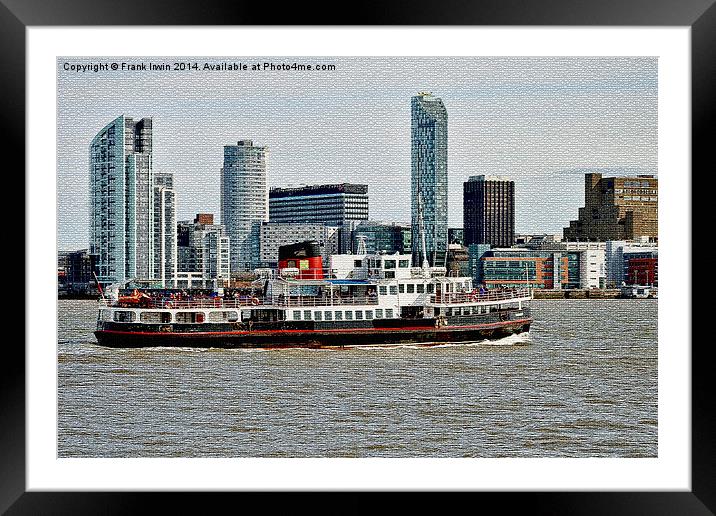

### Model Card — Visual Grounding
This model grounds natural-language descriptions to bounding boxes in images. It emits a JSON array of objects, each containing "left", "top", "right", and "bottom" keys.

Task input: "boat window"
[
  {"left": 375, "top": 309, "right": 383, "bottom": 319},
  {"left": 354, "top": 260, "right": 362, "bottom": 267},
  {"left": 335, "top": 311, "right": 343, "bottom": 320},
  {"left": 399, "top": 284, "right": 405, "bottom": 293},
  {"left": 325, "top": 311, "right": 332, "bottom": 321},
  {"left": 385, "top": 309, "right": 393, "bottom": 318},
  {"left": 385, "top": 271, "right": 395, "bottom": 279},
  {"left": 355, "top": 311, "right": 363, "bottom": 320},
  {"left": 304, "top": 310, "right": 312, "bottom": 320},
  {"left": 176, "top": 312, "right": 205, "bottom": 324},
  {"left": 384, "top": 260, "right": 396, "bottom": 269},
  {"left": 140, "top": 311, "right": 172, "bottom": 323},
  {"left": 365, "top": 310, "right": 373, "bottom": 320},
  {"left": 399, "top": 260, "right": 409, "bottom": 268},
  {"left": 427, "top": 284, "right": 434, "bottom": 293},
  {"left": 389, "top": 286, "right": 398, "bottom": 295},
  {"left": 406, "top": 284, "right": 415, "bottom": 293},
  {"left": 417, "top": 284, "right": 424, "bottom": 293},
  {"left": 314, "top": 311, "right": 322, "bottom": 321},
  {"left": 113, "top": 310, "right": 136, "bottom": 323},
  {"left": 207, "top": 311, "right": 239, "bottom": 323},
  {"left": 379, "top": 286, "right": 387, "bottom": 295},
  {"left": 345, "top": 311, "right": 353, "bottom": 320},
  {"left": 100, "top": 309, "right": 112, "bottom": 322},
  {"left": 446, "top": 308, "right": 453, "bottom": 316},
  {"left": 293, "top": 310, "right": 301, "bottom": 320},
  {"left": 375, "top": 260, "right": 381, "bottom": 268}
]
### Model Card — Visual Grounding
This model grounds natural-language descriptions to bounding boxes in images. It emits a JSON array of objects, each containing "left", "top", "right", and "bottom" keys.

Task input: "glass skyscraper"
[
  {"left": 411, "top": 92, "right": 448, "bottom": 268},
  {"left": 89, "top": 115, "right": 176, "bottom": 286},
  {"left": 221, "top": 140, "right": 268, "bottom": 272}
]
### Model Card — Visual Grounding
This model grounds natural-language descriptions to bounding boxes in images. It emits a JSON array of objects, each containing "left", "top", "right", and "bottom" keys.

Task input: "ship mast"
[{"left": 417, "top": 183, "right": 429, "bottom": 270}]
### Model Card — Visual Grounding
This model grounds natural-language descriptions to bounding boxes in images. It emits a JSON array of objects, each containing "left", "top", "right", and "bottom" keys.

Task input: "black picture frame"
[{"left": 4, "top": 0, "right": 714, "bottom": 511}]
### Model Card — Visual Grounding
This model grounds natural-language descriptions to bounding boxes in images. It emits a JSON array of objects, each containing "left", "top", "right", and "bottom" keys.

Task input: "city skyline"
[{"left": 58, "top": 56, "right": 657, "bottom": 250}]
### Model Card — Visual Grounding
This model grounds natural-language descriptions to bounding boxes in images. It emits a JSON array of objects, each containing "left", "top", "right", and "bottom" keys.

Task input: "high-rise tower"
[
  {"left": 411, "top": 92, "right": 448, "bottom": 268},
  {"left": 89, "top": 116, "right": 176, "bottom": 286},
  {"left": 463, "top": 175, "right": 515, "bottom": 248},
  {"left": 220, "top": 140, "right": 268, "bottom": 271}
]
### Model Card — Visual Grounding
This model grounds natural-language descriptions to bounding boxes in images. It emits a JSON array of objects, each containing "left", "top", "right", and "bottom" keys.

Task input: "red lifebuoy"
[{"left": 251, "top": 297, "right": 260, "bottom": 306}]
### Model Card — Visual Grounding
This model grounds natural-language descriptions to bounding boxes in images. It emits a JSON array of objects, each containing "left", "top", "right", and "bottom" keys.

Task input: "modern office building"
[
  {"left": 352, "top": 221, "right": 412, "bottom": 255},
  {"left": 624, "top": 250, "right": 658, "bottom": 286},
  {"left": 411, "top": 92, "right": 448, "bottom": 268},
  {"left": 258, "top": 222, "right": 340, "bottom": 268},
  {"left": 515, "top": 240, "right": 607, "bottom": 289},
  {"left": 176, "top": 214, "right": 230, "bottom": 288},
  {"left": 57, "top": 249, "right": 98, "bottom": 295},
  {"left": 269, "top": 183, "right": 368, "bottom": 253},
  {"left": 464, "top": 175, "right": 515, "bottom": 248},
  {"left": 480, "top": 248, "right": 581, "bottom": 290},
  {"left": 605, "top": 239, "right": 659, "bottom": 287},
  {"left": 563, "top": 173, "right": 658, "bottom": 242},
  {"left": 221, "top": 140, "right": 268, "bottom": 272},
  {"left": 467, "top": 243, "right": 492, "bottom": 284},
  {"left": 89, "top": 115, "right": 176, "bottom": 286}
]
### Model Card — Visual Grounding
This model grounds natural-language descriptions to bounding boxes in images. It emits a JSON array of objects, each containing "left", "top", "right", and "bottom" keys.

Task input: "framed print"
[{"left": 5, "top": 0, "right": 715, "bottom": 511}]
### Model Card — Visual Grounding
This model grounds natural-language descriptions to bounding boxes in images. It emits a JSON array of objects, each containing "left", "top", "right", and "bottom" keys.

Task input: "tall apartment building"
[
  {"left": 221, "top": 140, "right": 268, "bottom": 272},
  {"left": 258, "top": 222, "right": 340, "bottom": 268},
  {"left": 176, "top": 214, "right": 230, "bottom": 288},
  {"left": 411, "top": 92, "right": 448, "bottom": 268},
  {"left": 563, "top": 173, "right": 658, "bottom": 242},
  {"left": 268, "top": 183, "right": 369, "bottom": 253},
  {"left": 89, "top": 115, "right": 176, "bottom": 286},
  {"left": 463, "top": 175, "right": 515, "bottom": 248}
]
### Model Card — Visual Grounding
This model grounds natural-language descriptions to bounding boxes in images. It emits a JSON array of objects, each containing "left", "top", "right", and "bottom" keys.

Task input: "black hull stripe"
[{"left": 96, "top": 318, "right": 533, "bottom": 337}]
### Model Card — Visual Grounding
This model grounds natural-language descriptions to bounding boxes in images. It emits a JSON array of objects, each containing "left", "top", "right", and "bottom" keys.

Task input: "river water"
[{"left": 58, "top": 299, "right": 657, "bottom": 457}]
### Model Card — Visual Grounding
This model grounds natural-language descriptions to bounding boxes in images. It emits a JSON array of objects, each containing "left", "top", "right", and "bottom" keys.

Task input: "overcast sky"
[{"left": 57, "top": 56, "right": 657, "bottom": 250}]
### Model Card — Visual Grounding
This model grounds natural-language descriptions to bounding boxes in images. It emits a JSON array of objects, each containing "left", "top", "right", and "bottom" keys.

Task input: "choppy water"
[{"left": 58, "top": 299, "right": 657, "bottom": 457}]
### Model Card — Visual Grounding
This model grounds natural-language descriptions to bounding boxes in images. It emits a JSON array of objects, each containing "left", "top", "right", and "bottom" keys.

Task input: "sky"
[{"left": 57, "top": 56, "right": 657, "bottom": 250}]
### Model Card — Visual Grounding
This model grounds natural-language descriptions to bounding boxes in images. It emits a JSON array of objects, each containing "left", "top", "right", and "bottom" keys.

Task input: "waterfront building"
[
  {"left": 269, "top": 183, "right": 368, "bottom": 253},
  {"left": 624, "top": 250, "right": 658, "bottom": 286},
  {"left": 221, "top": 140, "right": 268, "bottom": 272},
  {"left": 520, "top": 240, "right": 606, "bottom": 289},
  {"left": 352, "top": 221, "right": 412, "bottom": 255},
  {"left": 480, "top": 248, "right": 581, "bottom": 290},
  {"left": 57, "top": 249, "right": 98, "bottom": 295},
  {"left": 463, "top": 175, "right": 515, "bottom": 248},
  {"left": 258, "top": 222, "right": 340, "bottom": 268},
  {"left": 467, "top": 243, "right": 492, "bottom": 284},
  {"left": 605, "top": 239, "right": 658, "bottom": 287},
  {"left": 411, "top": 92, "right": 448, "bottom": 268},
  {"left": 563, "top": 173, "right": 658, "bottom": 242},
  {"left": 176, "top": 214, "right": 230, "bottom": 289},
  {"left": 89, "top": 115, "right": 177, "bottom": 286}
]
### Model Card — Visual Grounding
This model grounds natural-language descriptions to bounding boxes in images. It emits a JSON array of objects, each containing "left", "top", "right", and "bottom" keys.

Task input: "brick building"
[{"left": 563, "top": 173, "right": 657, "bottom": 242}]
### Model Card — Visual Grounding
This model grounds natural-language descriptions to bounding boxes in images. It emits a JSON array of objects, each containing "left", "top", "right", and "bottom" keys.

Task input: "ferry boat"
[{"left": 94, "top": 242, "right": 533, "bottom": 349}]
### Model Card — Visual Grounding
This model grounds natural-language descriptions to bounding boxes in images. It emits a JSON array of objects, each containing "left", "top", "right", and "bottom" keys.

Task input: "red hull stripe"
[{"left": 96, "top": 318, "right": 533, "bottom": 338}]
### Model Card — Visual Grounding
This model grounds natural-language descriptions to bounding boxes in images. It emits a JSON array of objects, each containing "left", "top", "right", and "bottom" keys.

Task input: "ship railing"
[
  {"left": 264, "top": 295, "right": 379, "bottom": 307},
  {"left": 429, "top": 288, "right": 531, "bottom": 305},
  {"left": 98, "top": 295, "right": 380, "bottom": 309},
  {"left": 98, "top": 298, "right": 263, "bottom": 309}
]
